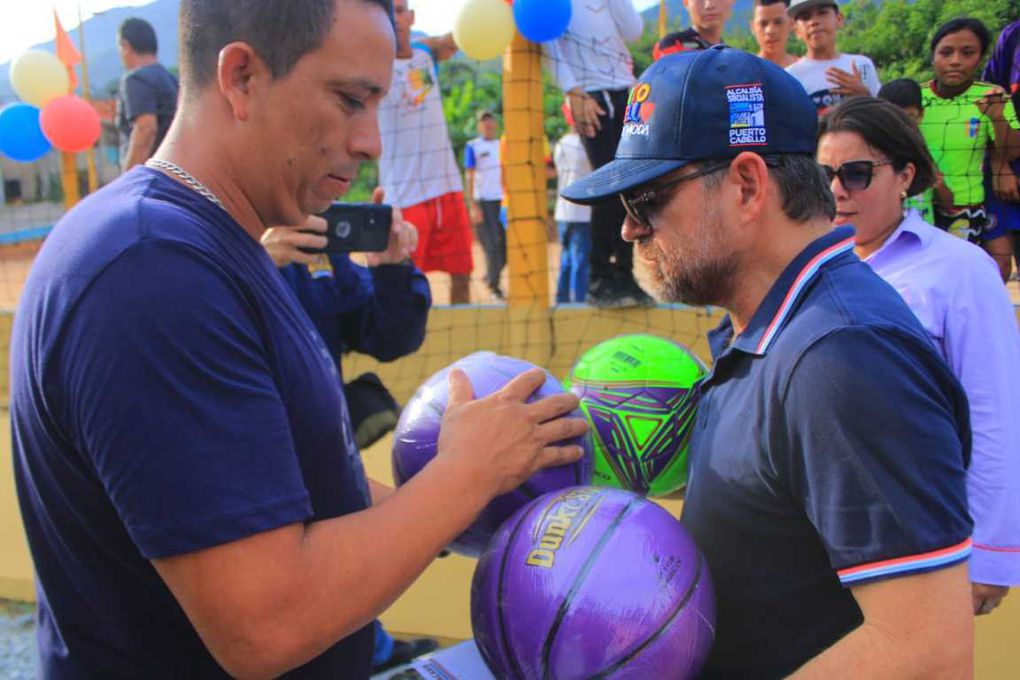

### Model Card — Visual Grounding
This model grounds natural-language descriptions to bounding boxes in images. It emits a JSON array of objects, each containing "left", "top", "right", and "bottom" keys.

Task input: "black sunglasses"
[
  {"left": 621, "top": 161, "right": 733, "bottom": 230},
  {"left": 820, "top": 159, "right": 893, "bottom": 192}
]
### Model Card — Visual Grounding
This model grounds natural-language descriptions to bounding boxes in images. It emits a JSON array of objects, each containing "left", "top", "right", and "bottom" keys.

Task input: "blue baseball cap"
[{"left": 562, "top": 45, "right": 818, "bottom": 204}]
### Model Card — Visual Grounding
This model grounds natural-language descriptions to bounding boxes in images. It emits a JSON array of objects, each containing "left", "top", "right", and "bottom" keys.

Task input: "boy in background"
[
  {"left": 553, "top": 104, "right": 593, "bottom": 304},
  {"left": 785, "top": 0, "right": 879, "bottom": 114},
  {"left": 379, "top": 0, "right": 474, "bottom": 304},
  {"left": 751, "top": 0, "right": 799, "bottom": 68},
  {"left": 877, "top": 78, "right": 955, "bottom": 223},
  {"left": 464, "top": 111, "right": 506, "bottom": 301},
  {"left": 654, "top": 0, "right": 734, "bottom": 59}
]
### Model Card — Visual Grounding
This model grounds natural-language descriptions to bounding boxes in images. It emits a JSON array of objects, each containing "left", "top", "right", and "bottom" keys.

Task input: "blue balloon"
[
  {"left": 514, "top": 0, "right": 572, "bottom": 43},
  {"left": 0, "top": 102, "right": 52, "bottom": 163}
]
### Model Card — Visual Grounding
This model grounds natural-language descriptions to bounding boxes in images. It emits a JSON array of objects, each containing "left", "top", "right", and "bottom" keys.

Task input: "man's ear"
[
  {"left": 217, "top": 42, "right": 268, "bottom": 122},
  {"left": 729, "top": 152, "right": 771, "bottom": 221}
]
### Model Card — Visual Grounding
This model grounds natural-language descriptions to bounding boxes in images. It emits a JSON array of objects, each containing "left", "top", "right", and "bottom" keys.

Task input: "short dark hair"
[
  {"left": 179, "top": 0, "right": 394, "bottom": 89},
  {"left": 701, "top": 154, "right": 835, "bottom": 222},
  {"left": 818, "top": 97, "right": 936, "bottom": 197},
  {"left": 930, "top": 17, "right": 991, "bottom": 56},
  {"left": 877, "top": 78, "right": 922, "bottom": 111},
  {"left": 753, "top": 0, "right": 790, "bottom": 8},
  {"left": 118, "top": 18, "right": 158, "bottom": 55}
]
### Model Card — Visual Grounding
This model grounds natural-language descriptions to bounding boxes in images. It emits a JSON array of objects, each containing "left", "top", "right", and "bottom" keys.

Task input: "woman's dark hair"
[
  {"left": 930, "top": 17, "right": 991, "bottom": 56},
  {"left": 818, "top": 97, "right": 936, "bottom": 197}
]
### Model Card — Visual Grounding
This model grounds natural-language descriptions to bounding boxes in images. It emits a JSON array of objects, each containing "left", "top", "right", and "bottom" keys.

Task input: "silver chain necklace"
[{"left": 145, "top": 158, "right": 226, "bottom": 211}]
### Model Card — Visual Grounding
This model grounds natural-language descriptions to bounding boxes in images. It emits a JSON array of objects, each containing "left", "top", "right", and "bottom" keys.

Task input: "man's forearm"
[
  {"left": 157, "top": 456, "right": 489, "bottom": 678},
  {"left": 271, "top": 459, "right": 489, "bottom": 666},
  {"left": 790, "top": 622, "right": 970, "bottom": 679},
  {"left": 790, "top": 566, "right": 973, "bottom": 679},
  {"left": 790, "top": 620, "right": 912, "bottom": 678},
  {"left": 367, "top": 478, "right": 395, "bottom": 506},
  {"left": 123, "top": 125, "right": 157, "bottom": 170}
]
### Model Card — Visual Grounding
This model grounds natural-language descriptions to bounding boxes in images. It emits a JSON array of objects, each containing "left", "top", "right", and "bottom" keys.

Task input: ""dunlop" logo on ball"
[{"left": 526, "top": 488, "right": 604, "bottom": 568}]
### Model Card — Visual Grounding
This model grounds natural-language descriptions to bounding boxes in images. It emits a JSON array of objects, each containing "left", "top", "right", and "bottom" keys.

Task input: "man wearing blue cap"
[{"left": 563, "top": 46, "right": 974, "bottom": 677}]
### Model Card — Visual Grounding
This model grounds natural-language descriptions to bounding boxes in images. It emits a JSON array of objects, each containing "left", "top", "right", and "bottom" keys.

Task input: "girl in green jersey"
[{"left": 921, "top": 18, "right": 1020, "bottom": 280}]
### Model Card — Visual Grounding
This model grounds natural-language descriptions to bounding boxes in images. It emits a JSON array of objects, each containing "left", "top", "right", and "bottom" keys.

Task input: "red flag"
[{"left": 54, "top": 9, "right": 82, "bottom": 91}]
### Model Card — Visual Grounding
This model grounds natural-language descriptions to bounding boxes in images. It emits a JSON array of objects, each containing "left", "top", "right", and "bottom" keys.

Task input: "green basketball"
[{"left": 564, "top": 334, "right": 706, "bottom": 497}]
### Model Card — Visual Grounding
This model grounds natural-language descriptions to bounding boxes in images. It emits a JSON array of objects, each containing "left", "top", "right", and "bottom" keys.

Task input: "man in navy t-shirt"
[
  {"left": 563, "top": 47, "right": 973, "bottom": 677},
  {"left": 11, "top": 1, "right": 587, "bottom": 677},
  {"left": 115, "top": 17, "right": 178, "bottom": 171}
]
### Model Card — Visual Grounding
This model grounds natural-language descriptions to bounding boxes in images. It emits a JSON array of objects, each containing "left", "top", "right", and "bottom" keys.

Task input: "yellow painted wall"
[
  {"left": 1, "top": 306, "right": 1019, "bottom": 677},
  {"left": 0, "top": 415, "right": 34, "bottom": 601}
]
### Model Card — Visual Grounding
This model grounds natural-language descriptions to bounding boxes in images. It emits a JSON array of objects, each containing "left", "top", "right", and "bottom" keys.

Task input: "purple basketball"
[
  {"left": 471, "top": 487, "right": 715, "bottom": 679},
  {"left": 392, "top": 352, "right": 593, "bottom": 557}
]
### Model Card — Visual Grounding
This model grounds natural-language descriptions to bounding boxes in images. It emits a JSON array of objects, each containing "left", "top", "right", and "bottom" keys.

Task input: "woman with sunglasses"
[
  {"left": 818, "top": 95, "right": 1020, "bottom": 617},
  {"left": 921, "top": 18, "right": 1020, "bottom": 281}
]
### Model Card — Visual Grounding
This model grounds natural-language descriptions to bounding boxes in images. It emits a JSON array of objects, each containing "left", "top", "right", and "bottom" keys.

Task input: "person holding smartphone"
[
  {"left": 262, "top": 189, "right": 439, "bottom": 672},
  {"left": 260, "top": 189, "right": 427, "bottom": 453}
]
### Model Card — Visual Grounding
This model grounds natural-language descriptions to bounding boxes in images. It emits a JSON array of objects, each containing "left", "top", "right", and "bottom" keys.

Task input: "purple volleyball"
[
  {"left": 471, "top": 487, "right": 715, "bottom": 679},
  {"left": 391, "top": 352, "right": 593, "bottom": 557}
]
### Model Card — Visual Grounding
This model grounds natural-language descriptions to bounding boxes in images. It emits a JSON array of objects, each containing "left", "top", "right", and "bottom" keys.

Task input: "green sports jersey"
[
  {"left": 904, "top": 189, "right": 934, "bottom": 223},
  {"left": 920, "top": 81, "right": 1020, "bottom": 206}
]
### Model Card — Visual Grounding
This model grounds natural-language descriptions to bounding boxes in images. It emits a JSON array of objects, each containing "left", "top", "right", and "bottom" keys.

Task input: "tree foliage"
[{"left": 838, "top": 0, "right": 1017, "bottom": 82}]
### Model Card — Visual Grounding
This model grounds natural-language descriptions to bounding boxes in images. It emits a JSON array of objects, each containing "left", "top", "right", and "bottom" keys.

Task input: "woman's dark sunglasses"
[
  {"left": 820, "top": 159, "right": 893, "bottom": 192},
  {"left": 620, "top": 161, "right": 732, "bottom": 230}
]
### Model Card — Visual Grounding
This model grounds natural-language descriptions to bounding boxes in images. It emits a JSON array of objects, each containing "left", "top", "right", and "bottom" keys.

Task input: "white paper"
[{"left": 411, "top": 639, "right": 496, "bottom": 680}]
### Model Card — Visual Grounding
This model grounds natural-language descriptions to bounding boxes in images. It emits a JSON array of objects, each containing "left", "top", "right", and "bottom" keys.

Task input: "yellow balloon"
[
  {"left": 453, "top": 0, "right": 515, "bottom": 62},
  {"left": 11, "top": 50, "right": 70, "bottom": 108}
]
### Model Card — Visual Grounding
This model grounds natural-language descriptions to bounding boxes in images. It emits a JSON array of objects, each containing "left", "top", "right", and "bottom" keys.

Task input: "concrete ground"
[{"left": 0, "top": 600, "right": 35, "bottom": 679}]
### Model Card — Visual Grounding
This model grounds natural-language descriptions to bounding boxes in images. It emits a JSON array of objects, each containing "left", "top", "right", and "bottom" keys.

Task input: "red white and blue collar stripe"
[{"left": 754, "top": 236, "right": 856, "bottom": 354}]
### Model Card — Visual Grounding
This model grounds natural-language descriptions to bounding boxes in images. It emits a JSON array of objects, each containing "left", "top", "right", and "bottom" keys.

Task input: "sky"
[{"left": 0, "top": 0, "right": 662, "bottom": 64}]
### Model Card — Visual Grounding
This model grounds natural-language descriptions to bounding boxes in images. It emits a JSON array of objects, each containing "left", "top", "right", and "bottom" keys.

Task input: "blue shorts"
[
  {"left": 983, "top": 175, "right": 1020, "bottom": 240},
  {"left": 934, "top": 205, "right": 997, "bottom": 243}
]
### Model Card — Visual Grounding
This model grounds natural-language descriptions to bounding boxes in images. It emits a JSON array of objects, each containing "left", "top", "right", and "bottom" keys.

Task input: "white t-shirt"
[
  {"left": 554, "top": 132, "right": 592, "bottom": 223},
  {"left": 464, "top": 136, "right": 502, "bottom": 202},
  {"left": 542, "top": 0, "right": 644, "bottom": 93},
  {"left": 377, "top": 44, "right": 462, "bottom": 208},
  {"left": 785, "top": 54, "right": 881, "bottom": 114}
]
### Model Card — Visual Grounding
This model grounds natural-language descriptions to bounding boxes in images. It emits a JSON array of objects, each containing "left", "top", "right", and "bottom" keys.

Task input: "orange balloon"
[{"left": 40, "top": 95, "right": 101, "bottom": 153}]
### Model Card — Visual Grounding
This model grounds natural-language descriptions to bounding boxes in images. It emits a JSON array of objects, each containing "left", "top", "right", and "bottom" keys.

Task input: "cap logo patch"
[
  {"left": 623, "top": 82, "right": 655, "bottom": 138},
  {"left": 726, "top": 83, "right": 767, "bottom": 147}
]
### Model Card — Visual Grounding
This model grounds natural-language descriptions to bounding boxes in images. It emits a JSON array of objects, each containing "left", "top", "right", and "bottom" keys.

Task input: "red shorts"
[{"left": 402, "top": 192, "right": 474, "bottom": 275}]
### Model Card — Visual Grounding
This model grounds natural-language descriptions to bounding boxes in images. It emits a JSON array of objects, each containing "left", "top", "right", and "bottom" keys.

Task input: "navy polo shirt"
[
  {"left": 682, "top": 227, "right": 973, "bottom": 679},
  {"left": 11, "top": 168, "right": 374, "bottom": 678}
]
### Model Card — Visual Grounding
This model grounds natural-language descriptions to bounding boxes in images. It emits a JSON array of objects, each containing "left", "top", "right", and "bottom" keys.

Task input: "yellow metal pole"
[
  {"left": 60, "top": 152, "right": 80, "bottom": 209},
  {"left": 502, "top": 30, "right": 549, "bottom": 307},
  {"left": 78, "top": 5, "right": 98, "bottom": 194},
  {"left": 659, "top": 0, "right": 668, "bottom": 39}
]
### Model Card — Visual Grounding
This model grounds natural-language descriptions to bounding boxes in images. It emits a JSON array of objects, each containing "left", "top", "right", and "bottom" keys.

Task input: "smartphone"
[{"left": 301, "top": 202, "right": 392, "bottom": 254}]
